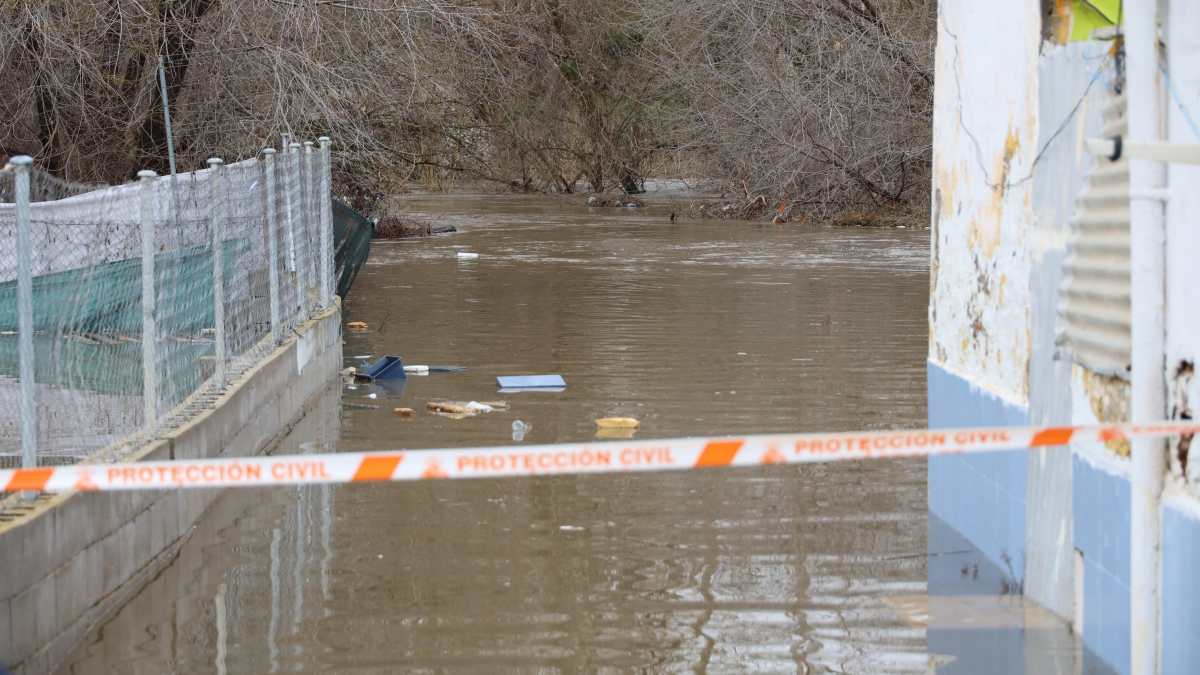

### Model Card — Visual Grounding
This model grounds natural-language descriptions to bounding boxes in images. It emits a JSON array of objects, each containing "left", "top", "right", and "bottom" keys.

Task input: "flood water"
[{"left": 61, "top": 195, "right": 1076, "bottom": 673}]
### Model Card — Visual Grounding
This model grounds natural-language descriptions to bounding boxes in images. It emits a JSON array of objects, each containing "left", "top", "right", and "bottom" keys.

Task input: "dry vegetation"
[{"left": 0, "top": 0, "right": 935, "bottom": 223}]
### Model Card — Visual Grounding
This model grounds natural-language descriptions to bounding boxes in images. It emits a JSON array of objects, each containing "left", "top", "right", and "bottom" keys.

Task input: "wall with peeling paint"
[
  {"left": 926, "top": 1, "right": 1039, "bottom": 598},
  {"left": 929, "top": 0, "right": 1039, "bottom": 406},
  {"left": 1164, "top": 1, "right": 1200, "bottom": 490}
]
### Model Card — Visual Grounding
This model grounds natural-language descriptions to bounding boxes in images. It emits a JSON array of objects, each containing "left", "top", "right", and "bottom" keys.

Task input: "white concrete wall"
[
  {"left": 1164, "top": 1, "right": 1200, "bottom": 489},
  {"left": 929, "top": 0, "right": 1041, "bottom": 406}
]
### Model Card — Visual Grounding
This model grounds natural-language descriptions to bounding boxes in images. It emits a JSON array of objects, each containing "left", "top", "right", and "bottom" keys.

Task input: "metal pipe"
[
  {"left": 12, "top": 156, "right": 36, "bottom": 470},
  {"left": 1085, "top": 137, "right": 1200, "bottom": 165},
  {"left": 207, "top": 158, "right": 227, "bottom": 384},
  {"left": 1126, "top": 3, "right": 1167, "bottom": 673},
  {"left": 138, "top": 170, "right": 160, "bottom": 431}
]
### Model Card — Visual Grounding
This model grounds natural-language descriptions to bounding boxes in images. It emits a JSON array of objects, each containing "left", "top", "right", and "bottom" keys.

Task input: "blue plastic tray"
[
  {"left": 359, "top": 356, "right": 406, "bottom": 380},
  {"left": 496, "top": 374, "right": 566, "bottom": 389}
]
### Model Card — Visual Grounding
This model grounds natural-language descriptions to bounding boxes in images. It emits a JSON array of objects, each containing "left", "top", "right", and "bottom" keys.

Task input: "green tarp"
[
  {"left": 0, "top": 238, "right": 250, "bottom": 334},
  {"left": 1070, "top": 0, "right": 1120, "bottom": 42},
  {"left": 332, "top": 197, "right": 373, "bottom": 300}
]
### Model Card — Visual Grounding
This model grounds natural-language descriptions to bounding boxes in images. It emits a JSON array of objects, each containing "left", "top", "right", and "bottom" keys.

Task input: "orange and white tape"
[{"left": 3, "top": 422, "right": 1198, "bottom": 493}]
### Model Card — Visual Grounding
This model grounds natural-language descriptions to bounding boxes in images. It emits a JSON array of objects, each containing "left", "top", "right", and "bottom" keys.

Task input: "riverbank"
[
  {"left": 370, "top": 176, "right": 929, "bottom": 232},
  {"left": 372, "top": 215, "right": 457, "bottom": 240}
]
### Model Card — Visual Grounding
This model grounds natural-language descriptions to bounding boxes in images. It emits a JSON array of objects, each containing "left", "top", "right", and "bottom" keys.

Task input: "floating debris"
[
  {"left": 427, "top": 400, "right": 506, "bottom": 417},
  {"left": 346, "top": 321, "right": 368, "bottom": 331},
  {"left": 427, "top": 401, "right": 471, "bottom": 415},
  {"left": 497, "top": 374, "right": 566, "bottom": 390},
  {"left": 393, "top": 407, "right": 416, "bottom": 417},
  {"left": 595, "top": 417, "right": 640, "bottom": 429},
  {"left": 357, "top": 356, "right": 406, "bottom": 381},
  {"left": 512, "top": 419, "right": 530, "bottom": 441}
]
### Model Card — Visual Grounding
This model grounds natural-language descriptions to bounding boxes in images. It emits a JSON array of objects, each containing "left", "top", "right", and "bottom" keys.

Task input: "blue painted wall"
[
  {"left": 1073, "top": 454, "right": 1200, "bottom": 675},
  {"left": 1072, "top": 454, "right": 1131, "bottom": 675},
  {"left": 929, "top": 361, "right": 1200, "bottom": 674},
  {"left": 927, "top": 361, "right": 1030, "bottom": 582},
  {"left": 1162, "top": 501, "right": 1200, "bottom": 675}
]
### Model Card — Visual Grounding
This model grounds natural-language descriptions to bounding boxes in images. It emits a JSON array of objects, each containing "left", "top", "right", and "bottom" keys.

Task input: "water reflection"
[{"left": 60, "top": 380, "right": 340, "bottom": 674}]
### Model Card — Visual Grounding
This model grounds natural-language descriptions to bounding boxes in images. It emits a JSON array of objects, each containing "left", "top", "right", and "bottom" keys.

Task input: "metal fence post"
[
  {"left": 12, "top": 156, "right": 37, "bottom": 469},
  {"left": 302, "top": 141, "right": 317, "bottom": 308},
  {"left": 207, "top": 158, "right": 227, "bottom": 384},
  {"left": 287, "top": 142, "right": 307, "bottom": 321},
  {"left": 138, "top": 170, "right": 159, "bottom": 431},
  {"left": 262, "top": 148, "right": 282, "bottom": 343},
  {"left": 317, "top": 137, "right": 334, "bottom": 307}
]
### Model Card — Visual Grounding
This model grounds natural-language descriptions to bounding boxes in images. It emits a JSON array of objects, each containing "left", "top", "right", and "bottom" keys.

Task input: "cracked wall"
[{"left": 929, "top": 1, "right": 1040, "bottom": 406}]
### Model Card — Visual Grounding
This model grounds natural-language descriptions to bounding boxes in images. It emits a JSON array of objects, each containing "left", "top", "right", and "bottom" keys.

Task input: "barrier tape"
[{"left": 3, "top": 422, "right": 1198, "bottom": 493}]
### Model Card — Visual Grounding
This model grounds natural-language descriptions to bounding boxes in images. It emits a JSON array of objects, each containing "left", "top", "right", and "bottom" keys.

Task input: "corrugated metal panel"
[{"left": 1057, "top": 86, "right": 1131, "bottom": 378}]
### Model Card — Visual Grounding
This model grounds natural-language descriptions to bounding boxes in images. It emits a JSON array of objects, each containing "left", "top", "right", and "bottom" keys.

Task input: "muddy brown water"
[{"left": 63, "top": 194, "right": 943, "bottom": 673}]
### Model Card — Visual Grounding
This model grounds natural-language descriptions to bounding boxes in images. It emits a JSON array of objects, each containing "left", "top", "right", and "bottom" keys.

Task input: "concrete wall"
[
  {"left": 930, "top": 1, "right": 1200, "bottom": 673},
  {"left": 0, "top": 305, "right": 341, "bottom": 674},
  {"left": 929, "top": 0, "right": 1039, "bottom": 406},
  {"left": 1025, "top": 40, "right": 1107, "bottom": 623},
  {"left": 1165, "top": 0, "right": 1200, "bottom": 488},
  {"left": 927, "top": 0, "right": 1046, "bottom": 591}
]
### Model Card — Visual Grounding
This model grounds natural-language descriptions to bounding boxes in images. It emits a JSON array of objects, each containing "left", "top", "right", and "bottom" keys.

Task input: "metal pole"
[
  {"left": 12, "top": 156, "right": 37, "bottom": 469},
  {"left": 282, "top": 143, "right": 297, "bottom": 276},
  {"left": 262, "top": 148, "right": 281, "bottom": 343},
  {"left": 139, "top": 170, "right": 159, "bottom": 432},
  {"left": 302, "top": 141, "right": 317, "bottom": 307},
  {"left": 157, "top": 56, "right": 179, "bottom": 226},
  {"left": 207, "top": 158, "right": 227, "bottom": 384},
  {"left": 318, "top": 137, "right": 334, "bottom": 307},
  {"left": 288, "top": 142, "right": 307, "bottom": 319},
  {"left": 1127, "top": 4, "right": 1166, "bottom": 673}
]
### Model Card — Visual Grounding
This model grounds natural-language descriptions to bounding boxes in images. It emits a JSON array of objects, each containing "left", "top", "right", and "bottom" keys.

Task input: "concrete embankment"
[{"left": 0, "top": 305, "right": 342, "bottom": 674}]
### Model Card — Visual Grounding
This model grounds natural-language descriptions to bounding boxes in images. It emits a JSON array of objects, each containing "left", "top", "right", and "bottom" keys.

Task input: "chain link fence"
[{"left": 0, "top": 139, "right": 336, "bottom": 468}]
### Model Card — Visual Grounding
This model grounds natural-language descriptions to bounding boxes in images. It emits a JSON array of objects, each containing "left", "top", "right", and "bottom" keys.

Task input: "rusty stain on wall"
[
  {"left": 1081, "top": 368, "right": 1131, "bottom": 456},
  {"left": 1171, "top": 361, "right": 1194, "bottom": 477},
  {"left": 1050, "top": 0, "right": 1073, "bottom": 45},
  {"left": 967, "top": 124, "right": 1022, "bottom": 260}
]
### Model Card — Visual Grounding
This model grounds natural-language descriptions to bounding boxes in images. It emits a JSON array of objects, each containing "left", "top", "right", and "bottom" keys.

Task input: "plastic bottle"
[{"left": 512, "top": 420, "right": 529, "bottom": 442}]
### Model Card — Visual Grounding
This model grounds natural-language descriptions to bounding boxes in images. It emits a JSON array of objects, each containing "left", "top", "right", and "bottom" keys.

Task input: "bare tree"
[
  {"left": 399, "top": 0, "right": 666, "bottom": 195},
  {"left": 635, "top": 0, "right": 935, "bottom": 217},
  {"left": 0, "top": 0, "right": 495, "bottom": 201},
  {"left": 1, "top": 0, "right": 934, "bottom": 220}
]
